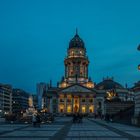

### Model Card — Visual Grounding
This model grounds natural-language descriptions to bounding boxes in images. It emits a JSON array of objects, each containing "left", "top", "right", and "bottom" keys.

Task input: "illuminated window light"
[
  {"left": 67, "top": 106, "right": 71, "bottom": 113},
  {"left": 82, "top": 106, "right": 86, "bottom": 113},
  {"left": 89, "top": 106, "right": 94, "bottom": 113}
]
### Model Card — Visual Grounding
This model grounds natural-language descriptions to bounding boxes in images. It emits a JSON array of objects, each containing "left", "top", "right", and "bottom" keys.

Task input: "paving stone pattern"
[{"left": 0, "top": 117, "right": 140, "bottom": 140}]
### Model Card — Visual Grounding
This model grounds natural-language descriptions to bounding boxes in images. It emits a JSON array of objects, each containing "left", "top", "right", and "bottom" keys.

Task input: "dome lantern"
[{"left": 69, "top": 29, "right": 85, "bottom": 50}]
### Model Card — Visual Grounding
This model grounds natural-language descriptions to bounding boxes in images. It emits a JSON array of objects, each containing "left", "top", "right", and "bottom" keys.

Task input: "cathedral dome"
[
  {"left": 69, "top": 30, "right": 85, "bottom": 49},
  {"left": 95, "top": 78, "right": 124, "bottom": 90},
  {"left": 132, "top": 81, "right": 140, "bottom": 92}
]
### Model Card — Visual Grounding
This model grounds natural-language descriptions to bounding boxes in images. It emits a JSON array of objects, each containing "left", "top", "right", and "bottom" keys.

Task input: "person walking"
[
  {"left": 32, "top": 113, "right": 37, "bottom": 127},
  {"left": 73, "top": 113, "right": 76, "bottom": 123},
  {"left": 79, "top": 113, "right": 83, "bottom": 123},
  {"left": 36, "top": 113, "right": 41, "bottom": 127}
]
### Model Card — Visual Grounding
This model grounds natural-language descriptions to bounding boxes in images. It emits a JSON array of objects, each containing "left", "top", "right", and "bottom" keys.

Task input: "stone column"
[
  {"left": 86, "top": 97, "right": 89, "bottom": 114},
  {"left": 47, "top": 97, "right": 50, "bottom": 113},
  {"left": 10, "top": 91, "right": 12, "bottom": 113},
  {"left": 102, "top": 98, "right": 105, "bottom": 115},
  {"left": 58, "top": 96, "right": 60, "bottom": 113},
  {"left": 72, "top": 95, "right": 74, "bottom": 113},
  {"left": 66, "top": 96, "right": 67, "bottom": 114},
  {"left": 85, "top": 95, "right": 88, "bottom": 114},
  {"left": 64, "top": 95, "right": 67, "bottom": 113},
  {"left": 91, "top": 96, "right": 94, "bottom": 114},
  {"left": 50, "top": 98, "right": 53, "bottom": 113},
  {"left": 79, "top": 96, "right": 82, "bottom": 113},
  {"left": 93, "top": 97, "right": 97, "bottom": 114}
]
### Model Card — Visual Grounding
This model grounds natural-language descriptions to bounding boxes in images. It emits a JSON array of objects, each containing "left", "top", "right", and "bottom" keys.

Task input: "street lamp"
[
  {"left": 137, "top": 44, "right": 140, "bottom": 51},
  {"left": 138, "top": 64, "right": 140, "bottom": 70},
  {"left": 137, "top": 44, "right": 140, "bottom": 70}
]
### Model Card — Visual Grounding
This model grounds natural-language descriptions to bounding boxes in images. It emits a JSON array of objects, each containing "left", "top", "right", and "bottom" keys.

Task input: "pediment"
[{"left": 60, "top": 84, "right": 94, "bottom": 93}]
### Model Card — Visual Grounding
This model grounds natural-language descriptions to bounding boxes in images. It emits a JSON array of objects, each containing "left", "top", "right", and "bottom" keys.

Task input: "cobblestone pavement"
[{"left": 0, "top": 117, "right": 140, "bottom": 140}]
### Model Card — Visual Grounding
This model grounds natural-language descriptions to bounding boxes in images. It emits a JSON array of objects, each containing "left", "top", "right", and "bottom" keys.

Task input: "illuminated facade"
[
  {"left": 44, "top": 30, "right": 96, "bottom": 115},
  {"left": 58, "top": 84, "right": 96, "bottom": 114},
  {"left": 57, "top": 30, "right": 96, "bottom": 114},
  {"left": 43, "top": 31, "right": 133, "bottom": 116}
]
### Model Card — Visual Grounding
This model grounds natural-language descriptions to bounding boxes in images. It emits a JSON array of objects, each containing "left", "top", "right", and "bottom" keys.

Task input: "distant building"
[
  {"left": 0, "top": 84, "right": 12, "bottom": 116},
  {"left": 43, "top": 87, "right": 58, "bottom": 113},
  {"left": 36, "top": 83, "right": 47, "bottom": 109},
  {"left": 28, "top": 95, "right": 34, "bottom": 108},
  {"left": 131, "top": 81, "right": 140, "bottom": 125},
  {"left": 32, "top": 94, "right": 38, "bottom": 108},
  {"left": 12, "top": 89, "right": 29, "bottom": 113},
  {"left": 95, "top": 78, "right": 134, "bottom": 115},
  {"left": 132, "top": 81, "right": 140, "bottom": 117},
  {"left": 28, "top": 94, "right": 37, "bottom": 108}
]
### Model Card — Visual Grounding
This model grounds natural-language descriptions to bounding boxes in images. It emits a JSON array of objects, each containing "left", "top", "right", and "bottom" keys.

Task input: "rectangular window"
[
  {"left": 60, "top": 99, "right": 64, "bottom": 102},
  {"left": 53, "top": 99, "right": 57, "bottom": 103},
  {"left": 82, "top": 99, "right": 85, "bottom": 102},
  {"left": 82, "top": 106, "right": 86, "bottom": 113},
  {"left": 67, "top": 99, "right": 71, "bottom": 103},
  {"left": 89, "top": 106, "right": 94, "bottom": 113},
  {"left": 67, "top": 106, "right": 71, "bottom": 113},
  {"left": 59, "top": 105, "right": 64, "bottom": 113},
  {"left": 89, "top": 99, "right": 93, "bottom": 103}
]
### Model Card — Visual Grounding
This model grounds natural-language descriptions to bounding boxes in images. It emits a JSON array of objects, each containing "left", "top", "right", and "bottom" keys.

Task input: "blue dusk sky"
[{"left": 0, "top": 0, "right": 140, "bottom": 93}]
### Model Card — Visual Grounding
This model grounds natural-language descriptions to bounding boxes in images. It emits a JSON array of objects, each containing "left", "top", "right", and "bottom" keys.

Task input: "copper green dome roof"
[
  {"left": 95, "top": 78, "right": 124, "bottom": 90},
  {"left": 69, "top": 30, "right": 85, "bottom": 49},
  {"left": 132, "top": 81, "right": 140, "bottom": 92}
]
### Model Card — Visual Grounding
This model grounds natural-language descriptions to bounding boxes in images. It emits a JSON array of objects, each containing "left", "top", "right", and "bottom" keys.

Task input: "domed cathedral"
[
  {"left": 59, "top": 29, "right": 94, "bottom": 88},
  {"left": 56, "top": 29, "right": 96, "bottom": 115},
  {"left": 42, "top": 30, "right": 134, "bottom": 116}
]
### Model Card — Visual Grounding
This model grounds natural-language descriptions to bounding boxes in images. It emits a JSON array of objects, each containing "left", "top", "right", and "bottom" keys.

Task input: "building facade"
[
  {"left": 42, "top": 31, "right": 96, "bottom": 115},
  {"left": 57, "top": 30, "right": 95, "bottom": 114},
  {"left": 132, "top": 81, "right": 140, "bottom": 117},
  {"left": 42, "top": 31, "right": 133, "bottom": 116},
  {"left": 95, "top": 78, "right": 134, "bottom": 115},
  {"left": 59, "top": 30, "right": 94, "bottom": 89},
  {"left": 12, "top": 89, "right": 29, "bottom": 113},
  {"left": 57, "top": 84, "right": 96, "bottom": 114},
  {"left": 0, "top": 84, "right": 12, "bottom": 116}
]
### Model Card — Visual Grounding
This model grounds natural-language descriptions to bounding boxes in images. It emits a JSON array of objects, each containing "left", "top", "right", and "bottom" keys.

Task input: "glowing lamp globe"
[{"left": 138, "top": 64, "right": 140, "bottom": 70}]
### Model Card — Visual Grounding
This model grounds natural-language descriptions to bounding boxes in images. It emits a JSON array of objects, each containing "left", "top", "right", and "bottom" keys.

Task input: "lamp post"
[
  {"left": 138, "top": 44, "right": 140, "bottom": 70},
  {"left": 137, "top": 44, "right": 140, "bottom": 51}
]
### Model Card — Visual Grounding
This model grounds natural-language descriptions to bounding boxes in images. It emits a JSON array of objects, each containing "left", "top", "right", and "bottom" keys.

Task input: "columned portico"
[
  {"left": 58, "top": 84, "right": 96, "bottom": 114},
  {"left": 58, "top": 95, "right": 95, "bottom": 114}
]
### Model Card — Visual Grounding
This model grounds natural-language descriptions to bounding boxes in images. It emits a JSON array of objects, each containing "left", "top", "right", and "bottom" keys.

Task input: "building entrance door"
[{"left": 74, "top": 97, "right": 79, "bottom": 113}]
